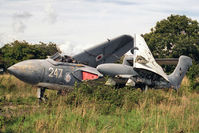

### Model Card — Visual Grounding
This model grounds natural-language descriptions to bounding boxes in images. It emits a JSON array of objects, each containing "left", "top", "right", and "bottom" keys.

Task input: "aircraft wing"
[
  {"left": 72, "top": 35, "right": 133, "bottom": 67},
  {"left": 133, "top": 34, "right": 169, "bottom": 81}
]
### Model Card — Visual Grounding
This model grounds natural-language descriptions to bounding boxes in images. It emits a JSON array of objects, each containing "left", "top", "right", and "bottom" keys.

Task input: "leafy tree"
[
  {"left": 187, "top": 63, "right": 199, "bottom": 90},
  {"left": 143, "top": 15, "right": 199, "bottom": 61},
  {"left": 0, "top": 40, "right": 59, "bottom": 69},
  {"left": 142, "top": 15, "right": 199, "bottom": 90},
  {"left": 0, "top": 52, "right": 3, "bottom": 69}
]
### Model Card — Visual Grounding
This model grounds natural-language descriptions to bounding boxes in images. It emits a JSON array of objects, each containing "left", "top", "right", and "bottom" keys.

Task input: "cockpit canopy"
[{"left": 49, "top": 52, "right": 76, "bottom": 63}]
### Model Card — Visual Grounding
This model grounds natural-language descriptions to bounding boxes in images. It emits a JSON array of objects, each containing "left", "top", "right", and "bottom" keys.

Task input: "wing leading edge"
[
  {"left": 72, "top": 35, "right": 134, "bottom": 67},
  {"left": 133, "top": 34, "right": 169, "bottom": 81}
]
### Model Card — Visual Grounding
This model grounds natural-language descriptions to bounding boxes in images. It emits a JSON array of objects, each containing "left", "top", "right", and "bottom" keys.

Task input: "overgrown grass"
[{"left": 0, "top": 74, "right": 199, "bottom": 133}]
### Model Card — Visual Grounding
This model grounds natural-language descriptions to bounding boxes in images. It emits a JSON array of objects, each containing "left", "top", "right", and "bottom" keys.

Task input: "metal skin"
[
  {"left": 7, "top": 35, "right": 134, "bottom": 100},
  {"left": 8, "top": 59, "right": 103, "bottom": 90},
  {"left": 97, "top": 56, "right": 192, "bottom": 90},
  {"left": 97, "top": 35, "right": 192, "bottom": 90}
]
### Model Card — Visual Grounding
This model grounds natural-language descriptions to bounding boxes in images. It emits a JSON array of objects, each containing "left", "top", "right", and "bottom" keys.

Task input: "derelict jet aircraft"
[
  {"left": 97, "top": 34, "right": 192, "bottom": 90},
  {"left": 7, "top": 35, "right": 133, "bottom": 100}
]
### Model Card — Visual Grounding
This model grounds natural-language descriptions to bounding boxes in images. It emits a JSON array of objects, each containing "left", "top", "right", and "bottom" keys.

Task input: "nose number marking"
[{"left": 48, "top": 67, "right": 63, "bottom": 78}]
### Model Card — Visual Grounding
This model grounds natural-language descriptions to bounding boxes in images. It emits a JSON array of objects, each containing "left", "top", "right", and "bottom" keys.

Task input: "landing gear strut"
[
  {"left": 141, "top": 85, "right": 148, "bottom": 92},
  {"left": 37, "top": 88, "right": 47, "bottom": 102},
  {"left": 145, "top": 85, "right": 148, "bottom": 92}
]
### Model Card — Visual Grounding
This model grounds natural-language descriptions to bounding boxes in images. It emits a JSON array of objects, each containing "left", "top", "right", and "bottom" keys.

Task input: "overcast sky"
[{"left": 0, "top": 0, "right": 199, "bottom": 55}]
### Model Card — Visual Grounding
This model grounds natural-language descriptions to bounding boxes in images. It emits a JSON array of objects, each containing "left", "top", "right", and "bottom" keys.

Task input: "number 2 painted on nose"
[{"left": 48, "top": 67, "right": 63, "bottom": 78}]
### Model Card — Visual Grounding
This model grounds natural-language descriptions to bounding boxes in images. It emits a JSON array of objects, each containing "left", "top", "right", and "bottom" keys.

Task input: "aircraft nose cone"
[
  {"left": 7, "top": 65, "right": 16, "bottom": 74},
  {"left": 8, "top": 60, "right": 44, "bottom": 84}
]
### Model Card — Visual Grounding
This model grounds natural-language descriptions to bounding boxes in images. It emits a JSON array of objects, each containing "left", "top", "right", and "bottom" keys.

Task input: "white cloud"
[
  {"left": 0, "top": 0, "right": 199, "bottom": 54},
  {"left": 12, "top": 11, "right": 32, "bottom": 33},
  {"left": 44, "top": 0, "right": 58, "bottom": 24},
  {"left": 0, "top": 33, "right": 17, "bottom": 48},
  {"left": 59, "top": 41, "right": 83, "bottom": 56}
]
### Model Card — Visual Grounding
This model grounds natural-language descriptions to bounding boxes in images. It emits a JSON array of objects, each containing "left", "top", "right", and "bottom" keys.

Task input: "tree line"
[
  {"left": 143, "top": 15, "right": 199, "bottom": 90},
  {"left": 0, "top": 41, "right": 59, "bottom": 69}
]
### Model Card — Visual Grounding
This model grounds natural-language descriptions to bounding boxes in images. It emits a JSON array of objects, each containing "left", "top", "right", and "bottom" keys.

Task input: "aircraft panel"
[
  {"left": 72, "top": 35, "right": 134, "bottom": 67},
  {"left": 133, "top": 34, "right": 169, "bottom": 81}
]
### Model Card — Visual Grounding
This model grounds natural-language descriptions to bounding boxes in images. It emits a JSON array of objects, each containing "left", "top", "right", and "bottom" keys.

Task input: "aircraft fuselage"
[{"left": 8, "top": 59, "right": 102, "bottom": 91}]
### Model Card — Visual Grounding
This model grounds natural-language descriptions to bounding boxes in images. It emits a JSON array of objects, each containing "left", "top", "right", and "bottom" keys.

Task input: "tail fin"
[{"left": 168, "top": 55, "right": 192, "bottom": 89}]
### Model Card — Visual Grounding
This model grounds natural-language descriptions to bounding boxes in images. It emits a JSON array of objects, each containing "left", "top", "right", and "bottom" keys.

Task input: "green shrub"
[
  {"left": 0, "top": 116, "right": 5, "bottom": 129},
  {"left": 187, "top": 63, "right": 199, "bottom": 91}
]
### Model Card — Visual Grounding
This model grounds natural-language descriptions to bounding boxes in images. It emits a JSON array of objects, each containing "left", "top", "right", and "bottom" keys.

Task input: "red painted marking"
[
  {"left": 82, "top": 71, "right": 99, "bottom": 80},
  {"left": 97, "top": 55, "right": 102, "bottom": 60},
  {"left": 96, "top": 54, "right": 103, "bottom": 61}
]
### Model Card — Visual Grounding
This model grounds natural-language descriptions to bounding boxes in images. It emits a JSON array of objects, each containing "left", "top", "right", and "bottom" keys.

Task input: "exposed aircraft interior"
[{"left": 49, "top": 52, "right": 77, "bottom": 63}]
